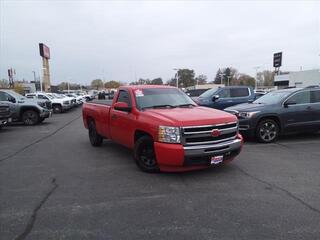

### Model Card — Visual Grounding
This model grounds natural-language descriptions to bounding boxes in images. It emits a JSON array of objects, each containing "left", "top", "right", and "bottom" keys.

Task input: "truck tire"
[
  {"left": 22, "top": 110, "right": 40, "bottom": 125},
  {"left": 134, "top": 136, "right": 160, "bottom": 173},
  {"left": 256, "top": 119, "right": 279, "bottom": 143},
  {"left": 53, "top": 104, "right": 62, "bottom": 113},
  {"left": 88, "top": 120, "right": 103, "bottom": 146}
]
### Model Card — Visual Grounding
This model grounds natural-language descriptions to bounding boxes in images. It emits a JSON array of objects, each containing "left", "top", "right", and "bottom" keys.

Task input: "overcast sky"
[{"left": 0, "top": 0, "right": 319, "bottom": 85}]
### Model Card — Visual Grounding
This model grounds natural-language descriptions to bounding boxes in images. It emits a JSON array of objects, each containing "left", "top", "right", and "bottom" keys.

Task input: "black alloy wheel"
[
  {"left": 134, "top": 136, "right": 160, "bottom": 173},
  {"left": 256, "top": 119, "right": 279, "bottom": 143}
]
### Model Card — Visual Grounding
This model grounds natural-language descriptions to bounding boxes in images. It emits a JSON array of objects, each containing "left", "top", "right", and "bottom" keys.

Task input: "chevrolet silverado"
[{"left": 82, "top": 85, "right": 243, "bottom": 172}]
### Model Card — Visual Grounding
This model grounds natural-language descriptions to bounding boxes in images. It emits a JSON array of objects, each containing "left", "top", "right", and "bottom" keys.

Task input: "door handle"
[
  {"left": 111, "top": 114, "right": 117, "bottom": 120},
  {"left": 306, "top": 106, "right": 312, "bottom": 110}
]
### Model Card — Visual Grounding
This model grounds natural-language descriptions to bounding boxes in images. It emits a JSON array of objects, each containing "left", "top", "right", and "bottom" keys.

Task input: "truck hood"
[{"left": 142, "top": 106, "right": 237, "bottom": 126}]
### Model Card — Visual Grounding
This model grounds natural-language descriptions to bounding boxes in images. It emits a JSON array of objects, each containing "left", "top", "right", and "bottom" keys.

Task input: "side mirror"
[
  {"left": 114, "top": 102, "right": 131, "bottom": 112},
  {"left": 284, "top": 100, "right": 296, "bottom": 108},
  {"left": 8, "top": 96, "right": 16, "bottom": 103},
  {"left": 212, "top": 95, "right": 219, "bottom": 101}
]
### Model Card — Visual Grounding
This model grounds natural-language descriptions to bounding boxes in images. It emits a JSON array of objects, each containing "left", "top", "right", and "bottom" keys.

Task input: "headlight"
[
  {"left": 63, "top": 101, "right": 70, "bottom": 104},
  {"left": 158, "top": 126, "right": 181, "bottom": 143},
  {"left": 239, "top": 111, "right": 260, "bottom": 118}
]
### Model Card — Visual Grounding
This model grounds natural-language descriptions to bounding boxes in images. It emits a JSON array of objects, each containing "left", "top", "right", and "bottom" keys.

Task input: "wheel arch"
[
  {"left": 134, "top": 130, "right": 153, "bottom": 143},
  {"left": 257, "top": 115, "right": 281, "bottom": 131},
  {"left": 20, "top": 106, "right": 40, "bottom": 118}
]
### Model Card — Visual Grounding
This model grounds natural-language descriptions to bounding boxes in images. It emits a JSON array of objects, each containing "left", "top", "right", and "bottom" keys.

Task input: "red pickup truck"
[{"left": 82, "top": 85, "right": 243, "bottom": 172}]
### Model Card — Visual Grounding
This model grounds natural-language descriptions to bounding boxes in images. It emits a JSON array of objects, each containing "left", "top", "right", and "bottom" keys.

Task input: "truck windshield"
[
  {"left": 253, "top": 91, "right": 292, "bottom": 104},
  {"left": 199, "top": 88, "right": 219, "bottom": 98},
  {"left": 135, "top": 88, "right": 196, "bottom": 110}
]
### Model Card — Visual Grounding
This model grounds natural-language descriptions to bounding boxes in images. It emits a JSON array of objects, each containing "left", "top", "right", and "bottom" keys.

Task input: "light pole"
[
  {"left": 32, "top": 71, "right": 36, "bottom": 82},
  {"left": 173, "top": 68, "right": 179, "bottom": 88},
  {"left": 227, "top": 76, "right": 231, "bottom": 86},
  {"left": 219, "top": 73, "right": 225, "bottom": 85},
  {"left": 253, "top": 66, "right": 261, "bottom": 90}
]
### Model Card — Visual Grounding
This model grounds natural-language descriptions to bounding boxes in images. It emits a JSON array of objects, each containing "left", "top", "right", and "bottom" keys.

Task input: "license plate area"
[{"left": 210, "top": 155, "right": 223, "bottom": 165}]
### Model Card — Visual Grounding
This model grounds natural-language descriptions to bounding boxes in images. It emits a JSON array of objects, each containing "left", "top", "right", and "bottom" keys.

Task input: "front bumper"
[
  {"left": 154, "top": 134, "right": 243, "bottom": 172},
  {"left": 0, "top": 117, "right": 11, "bottom": 126},
  {"left": 40, "top": 109, "right": 52, "bottom": 118}
]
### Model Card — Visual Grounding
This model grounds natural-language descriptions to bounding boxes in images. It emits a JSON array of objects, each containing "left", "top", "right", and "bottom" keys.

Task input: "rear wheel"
[
  {"left": 256, "top": 119, "right": 279, "bottom": 143},
  {"left": 134, "top": 136, "right": 160, "bottom": 173},
  {"left": 88, "top": 120, "right": 103, "bottom": 146},
  {"left": 22, "top": 110, "right": 40, "bottom": 125}
]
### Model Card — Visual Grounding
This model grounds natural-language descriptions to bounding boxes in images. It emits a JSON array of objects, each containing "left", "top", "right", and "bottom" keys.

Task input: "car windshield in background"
[
  {"left": 199, "top": 88, "right": 219, "bottom": 98},
  {"left": 135, "top": 88, "right": 195, "bottom": 110},
  {"left": 254, "top": 91, "right": 292, "bottom": 104}
]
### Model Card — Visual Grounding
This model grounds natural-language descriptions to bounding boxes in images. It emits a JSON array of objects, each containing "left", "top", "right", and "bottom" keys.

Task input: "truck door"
[
  {"left": 0, "top": 91, "right": 19, "bottom": 119},
  {"left": 109, "top": 90, "right": 135, "bottom": 148}
]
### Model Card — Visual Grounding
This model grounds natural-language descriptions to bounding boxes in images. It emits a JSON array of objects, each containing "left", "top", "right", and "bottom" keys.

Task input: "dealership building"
[{"left": 274, "top": 69, "right": 320, "bottom": 89}]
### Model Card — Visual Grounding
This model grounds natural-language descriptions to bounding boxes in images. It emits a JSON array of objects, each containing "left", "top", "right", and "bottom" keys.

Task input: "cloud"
[{"left": 0, "top": 0, "right": 319, "bottom": 85}]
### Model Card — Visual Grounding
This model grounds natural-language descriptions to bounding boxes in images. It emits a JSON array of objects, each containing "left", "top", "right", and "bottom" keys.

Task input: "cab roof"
[{"left": 121, "top": 85, "right": 176, "bottom": 90}]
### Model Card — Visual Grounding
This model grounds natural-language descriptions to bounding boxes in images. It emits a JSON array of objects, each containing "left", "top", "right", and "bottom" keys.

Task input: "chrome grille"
[
  {"left": 0, "top": 106, "right": 10, "bottom": 116},
  {"left": 181, "top": 122, "right": 238, "bottom": 146}
]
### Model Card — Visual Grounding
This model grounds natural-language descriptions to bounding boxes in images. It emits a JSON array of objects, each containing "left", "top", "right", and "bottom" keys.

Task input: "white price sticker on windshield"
[{"left": 135, "top": 89, "right": 144, "bottom": 97}]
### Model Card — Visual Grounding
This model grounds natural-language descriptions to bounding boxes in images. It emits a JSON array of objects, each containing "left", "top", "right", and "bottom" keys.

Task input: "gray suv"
[
  {"left": 0, "top": 89, "right": 52, "bottom": 125},
  {"left": 225, "top": 87, "right": 320, "bottom": 143}
]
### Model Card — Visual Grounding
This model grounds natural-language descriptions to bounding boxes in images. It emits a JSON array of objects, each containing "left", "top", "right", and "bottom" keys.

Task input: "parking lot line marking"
[{"left": 0, "top": 115, "right": 81, "bottom": 163}]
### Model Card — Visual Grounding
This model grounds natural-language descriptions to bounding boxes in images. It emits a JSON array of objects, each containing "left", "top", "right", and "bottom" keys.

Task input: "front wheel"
[
  {"left": 134, "top": 136, "right": 160, "bottom": 173},
  {"left": 53, "top": 104, "right": 63, "bottom": 113},
  {"left": 22, "top": 110, "right": 40, "bottom": 125},
  {"left": 256, "top": 119, "right": 279, "bottom": 143},
  {"left": 88, "top": 120, "right": 103, "bottom": 146}
]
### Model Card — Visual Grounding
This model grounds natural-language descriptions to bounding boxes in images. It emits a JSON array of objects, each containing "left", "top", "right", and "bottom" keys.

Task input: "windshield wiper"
[{"left": 176, "top": 103, "right": 196, "bottom": 108}]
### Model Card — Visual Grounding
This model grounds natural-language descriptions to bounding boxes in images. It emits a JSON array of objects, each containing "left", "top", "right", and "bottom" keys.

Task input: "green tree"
[
  {"left": 91, "top": 79, "right": 104, "bottom": 90},
  {"left": 104, "top": 80, "right": 120, "bottom": 89},
  {"left": 0, "top": 79, "right": 9, "bottom": 88},
  {"left": 237, "top": 74, "right": 255, "bottom": 87},
  {"left": 176, "top": 69, "right": 195, "bottom": 88},
  {"left": 195, "top": 75, "right": 207, "bottom": 85},
  {"left": 151, "top": 78, "right": 163, "bottom": 85},
  {"left": 214, "top": 69, "right": 222, "bottom": 84}
]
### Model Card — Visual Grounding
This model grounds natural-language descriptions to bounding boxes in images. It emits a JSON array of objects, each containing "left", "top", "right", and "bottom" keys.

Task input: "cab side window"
[
  {"left": 311, "top": 90, "right": 320, "bottom": 103},
  {"left": 287, "top": 91, "right": 311, "bottom": 104},
  {"left": 38, "top": 94, "right": 49, "bottom": 100},
  {"left": 230, "top": 88, "right": 249, "bottom": 97},
  {"left": 218, "top": 89, "right": 231, "bottom": 98},
  {"left": 116, "top": 90, "right": 131, "bottom": 106}
]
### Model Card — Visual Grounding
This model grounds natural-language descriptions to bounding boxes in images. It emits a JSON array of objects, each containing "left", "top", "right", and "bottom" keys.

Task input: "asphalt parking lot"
[{"left": 1, "top": 107, "right": 320, "bottom": 240}]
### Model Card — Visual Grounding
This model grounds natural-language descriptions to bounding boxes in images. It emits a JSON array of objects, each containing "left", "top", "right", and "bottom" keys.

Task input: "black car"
[{"left": 225, "top": 87, "right": 320, "bottom": 143}]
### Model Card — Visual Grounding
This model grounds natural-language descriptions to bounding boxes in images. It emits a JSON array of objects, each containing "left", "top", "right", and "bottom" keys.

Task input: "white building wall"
[{"left": 289, "top": 69, "right": 320, "bottom": 87}]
